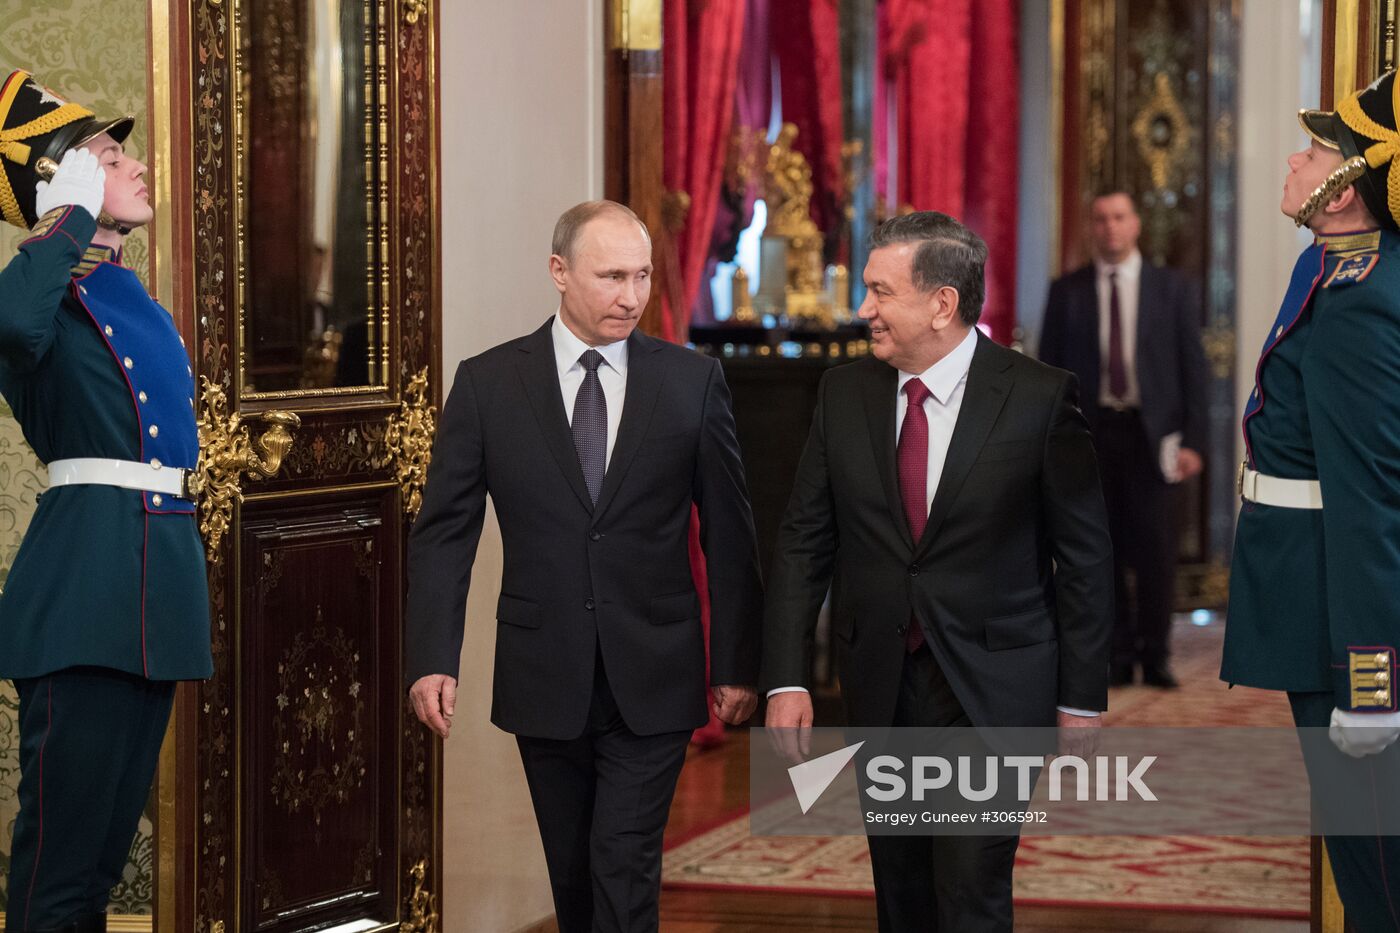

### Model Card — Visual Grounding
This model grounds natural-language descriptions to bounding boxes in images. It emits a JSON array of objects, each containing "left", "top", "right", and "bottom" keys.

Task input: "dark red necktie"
[
  {"left": 897, "top": 379, "right": 932, "bottom": 653},
  {"left": 1107, "top": 269, "right": 1128, "bottom": 399}
]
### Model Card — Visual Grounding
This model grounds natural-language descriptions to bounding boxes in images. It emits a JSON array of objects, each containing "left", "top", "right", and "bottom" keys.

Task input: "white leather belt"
[
  {"left": 47, "top": 457, "right": 192, "bottom": 499},
  {"left": 1237, "top": 462, "right": 1323, "bottom": 510}
]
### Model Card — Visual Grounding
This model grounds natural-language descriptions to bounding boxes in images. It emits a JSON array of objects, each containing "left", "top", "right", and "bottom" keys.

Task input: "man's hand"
[
  {"left": 764, "top": 690, "right": 814, "bottom": 765},
  {"left": 713, "top": 684, "right": 758, "bottom": 725},
  {"left": 409, "top": 674, "right": 457, "bottom": 739},
  {"left": 1176, "top": 447, "right": 1204, "bottom": 481},
  {"left": 1057, "top": 709, "right": 1102, "bottom": 759},
  {"left": 34, "top": 148, "right": 105, "bottom": 221},
  {"left": 1329, "top": 708, "right": 1400, "bottom": 758}
]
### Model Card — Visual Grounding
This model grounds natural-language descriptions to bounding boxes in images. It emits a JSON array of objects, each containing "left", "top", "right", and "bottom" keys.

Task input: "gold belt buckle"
[
  {"left": 1236, "top": 459, "right": 1246, "bottom": 498},
  {"left": 181, "top": 467, "right": 205, "bottom": 500}
]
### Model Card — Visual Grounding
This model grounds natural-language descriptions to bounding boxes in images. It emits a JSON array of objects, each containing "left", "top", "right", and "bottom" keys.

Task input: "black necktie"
[{"left": 572, "top": 349, "right": 607, "bottom": 504}]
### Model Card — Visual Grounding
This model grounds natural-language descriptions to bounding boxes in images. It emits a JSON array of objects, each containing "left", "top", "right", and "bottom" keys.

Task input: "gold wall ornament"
[
  {"left": 609, "top": 0, "right": 662, "bottom": 52},
  {"left": 402, "top": 859, "right": 440, "bottom": 933},
  {"left": 192, "top": 378, "right": 303, "bottom": 562},
  {"left": 403, "top": 0, "right": 427, "bottom": 26},
  {"left": 384, "top": 368, "right": 437, "bottom": 520},
  {"left": 1201, "top": 322, "right": 1235, "bottom": 380},
  {"left": 1131, "top": 72, "right": 1193, "bottom": 191}
]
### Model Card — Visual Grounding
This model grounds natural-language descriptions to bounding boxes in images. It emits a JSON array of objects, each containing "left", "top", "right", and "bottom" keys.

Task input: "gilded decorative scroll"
[{"left": 384, "top": 368, "right": 436, "bottom": 519}]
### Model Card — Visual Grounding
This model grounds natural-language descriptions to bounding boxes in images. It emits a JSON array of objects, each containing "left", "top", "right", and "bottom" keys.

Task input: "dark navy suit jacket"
[{"left": 1038, "top": 263, "right": 1209, "bottom": 455}]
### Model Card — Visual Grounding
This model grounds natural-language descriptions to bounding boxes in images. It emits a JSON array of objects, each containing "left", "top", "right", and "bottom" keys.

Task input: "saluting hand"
[
  {"left": 35, "top": 148, "right": 105, "bottom": 222},
  {"left": 409, "top": 674, "right": 457, "bottom": 739}
]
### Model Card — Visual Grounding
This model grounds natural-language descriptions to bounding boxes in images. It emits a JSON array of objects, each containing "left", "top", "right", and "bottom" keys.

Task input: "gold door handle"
[{"left": 190, "top": 378, "right": 302, "bottom": 562}]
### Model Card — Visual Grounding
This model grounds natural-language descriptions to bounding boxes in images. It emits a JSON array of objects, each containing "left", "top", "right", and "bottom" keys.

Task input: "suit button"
[
  {"left": 908, "top": 564, "right": 919, "bottom": 576},
  {"left": 896, "top": 623, "right": 908, "bottom": 635},
  {"left": 589, "top": 530, "right": 602, "bottom": 541},
  {"left": 584, "top": 598, "right": 595, "bottom": 610}
]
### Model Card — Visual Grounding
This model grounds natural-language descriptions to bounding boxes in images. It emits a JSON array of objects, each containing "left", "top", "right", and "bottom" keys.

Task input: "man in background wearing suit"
[
  {"left": 763, "top": 212, "right": 1114, "bottom": 933},
  {"left": 1039, "top": 191, "right": 1208, "bottom": 688},
  {"left": 404, "top": 201, "right": 764, "bottom": 933}
]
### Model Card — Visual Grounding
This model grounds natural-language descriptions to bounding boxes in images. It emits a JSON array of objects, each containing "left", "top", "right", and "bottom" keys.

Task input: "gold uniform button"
[
  {"left": 1275, "top": 326, "right": 1284, "bottom": 339},
  {"left": 1379, "top": 689, "right": 1391, "bottom": 703},
  {"left": 149, "top": 424, "right": 159, "bottom": 438},
  {"left": 151, "top": 494, "right": 163, "bottom": 507},
  {"left": 1379, "top": 652, "right": 1391, "bottom": 668},
  {"left": 104, "top": 325, "right": 113, "bottom": 336},
  {"left": 1379, "top": 669, "right": 1391, "bottom": 685},
  {"left": 124, "top": 357, "right": 134, "bottom": 369},
  {"left": 150, "top": 458, "right": 162, "bottom": 469},
  {"left": 139, "top": 391, "right": 148, "bottom": 403}
]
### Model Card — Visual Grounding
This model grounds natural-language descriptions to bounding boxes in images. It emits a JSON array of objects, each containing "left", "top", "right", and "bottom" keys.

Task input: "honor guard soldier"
[
  {"left": 0, "top": 70, "right": 211, "bottom": 931},
  {"left": 1224, "top": 71, "right": 1400, "bottom": 930}
]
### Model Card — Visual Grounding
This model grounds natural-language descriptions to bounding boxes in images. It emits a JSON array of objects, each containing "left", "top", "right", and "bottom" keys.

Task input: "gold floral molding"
[
  {"left": 402, "top": 859, "right": 440, "bottom": 933},
  {"left": 1131, "top": 72, "right": 1193, "bottom": 190},
  {"left": 403, "top": 0, "right": 428, "bottom": 26},
  {"left": 192, "top": 378, "right": 302, "bottom": 562},
  {"left": 384, "top": 368, "right": 436, "bottom": 520}
]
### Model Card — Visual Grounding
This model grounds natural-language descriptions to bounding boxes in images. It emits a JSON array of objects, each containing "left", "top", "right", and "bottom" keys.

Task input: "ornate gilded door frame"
[{"left": 163, "top": 0, "right": 443, "bottom": 929}]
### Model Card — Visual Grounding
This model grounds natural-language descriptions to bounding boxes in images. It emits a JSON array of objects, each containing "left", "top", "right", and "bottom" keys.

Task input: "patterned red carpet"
[{"left": 662, "top": 618, "right": 1310, "bottom": 919}]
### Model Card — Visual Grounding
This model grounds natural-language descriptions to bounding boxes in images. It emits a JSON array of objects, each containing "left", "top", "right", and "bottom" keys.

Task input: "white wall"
[
  {"left": 1235, "top": 0, "right": 1321, "bottom": 463},
  {"left": 437, "top": 3, "right": 604, "bottom": 930}
]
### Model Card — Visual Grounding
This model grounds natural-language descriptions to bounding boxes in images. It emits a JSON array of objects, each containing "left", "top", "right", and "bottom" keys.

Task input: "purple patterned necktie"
[
  {"left": 572, "top": 349, "right": 607, "bottom": 504},
  {"left": 898, "top": 379, "right": 932, "bottom": 653},
  {"left": 1107, "top": 269, "right": 1128, "bottom": 399}
]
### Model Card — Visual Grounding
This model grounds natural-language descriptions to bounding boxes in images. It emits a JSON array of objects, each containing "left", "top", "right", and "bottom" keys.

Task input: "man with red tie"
[{"left": 762, "top": 211, "right": 1114, "bottom": 932}]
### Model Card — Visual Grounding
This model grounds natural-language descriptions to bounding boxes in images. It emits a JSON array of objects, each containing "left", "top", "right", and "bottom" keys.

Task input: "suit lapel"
[
  {"left": 516, "top": 318, "right": 595, "bottom": 513},
  {"left": 914, "top": 335, "right": 1012, "bottom": 559},
  {"left": 591, "top": 330, "right": 666, "bottom": 522},
  {"left": 863, "top": 362, "right": 914, "bottom": 551}
]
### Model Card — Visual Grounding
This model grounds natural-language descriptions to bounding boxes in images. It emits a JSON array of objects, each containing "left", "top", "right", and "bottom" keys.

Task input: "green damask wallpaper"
[{"left": 0, "top": 0, "right": 155, "bottom": 913}]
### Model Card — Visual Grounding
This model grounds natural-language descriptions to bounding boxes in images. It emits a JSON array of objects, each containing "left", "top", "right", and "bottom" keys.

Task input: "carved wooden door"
[{"left": 163, "top": 1, "right": 443, "bottom": 930}]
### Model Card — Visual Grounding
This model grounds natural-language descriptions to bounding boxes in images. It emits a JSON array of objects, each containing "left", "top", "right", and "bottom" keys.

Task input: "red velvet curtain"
[
  {"left": 770, "top": 0, "right": 845, "bottom": 254},
  {"left": 663, "top": 0, "right": 749, "bottom": 747},
  {"left": 664, "top": 0, "right": 748, "bottom": 338},
  {"left": 880, "top": 0, "right": 1019, "bottom": 344}
]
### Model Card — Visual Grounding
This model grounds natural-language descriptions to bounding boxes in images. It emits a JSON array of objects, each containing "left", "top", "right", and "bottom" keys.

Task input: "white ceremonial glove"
[
  {"left": 33, "top": 148, "right": 105, "bottom": 222},
  {"left": 1328, "top": 707, "right": 1400, "bottom": 758}
]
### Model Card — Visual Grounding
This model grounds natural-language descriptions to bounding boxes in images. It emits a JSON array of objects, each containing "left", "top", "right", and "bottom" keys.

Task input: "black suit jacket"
[
  {"left": 1038, "top": 263, "right": 1209, "bottom": 453},
  {"left": 761, "top": 335, "right": 1113, "bottom": 728},
  {"left": 405, "top": 318, "right": 764, "bottom": 740}
]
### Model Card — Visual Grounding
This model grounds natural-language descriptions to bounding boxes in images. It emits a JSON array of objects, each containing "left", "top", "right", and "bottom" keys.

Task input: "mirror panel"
[{"left": 238, "top": 0, "right": 386, "bottom": 396}]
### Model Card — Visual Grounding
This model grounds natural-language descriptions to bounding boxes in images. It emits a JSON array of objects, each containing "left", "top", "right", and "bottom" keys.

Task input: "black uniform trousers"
[
  {"left": 1094, "top": 408, "right": 1177, "bottom": 671},
  {"left": 515, "top": 650, "right": 691, "bottom": 933},
  {"left": 864, "top": 646, "right": 1021, "bottom": 933},
  {"left": 1290, "top": 691, "right": 1400, "bottom": 933},
  {"left": 4, "top": 667, "right": 175, "bottom": 932}
]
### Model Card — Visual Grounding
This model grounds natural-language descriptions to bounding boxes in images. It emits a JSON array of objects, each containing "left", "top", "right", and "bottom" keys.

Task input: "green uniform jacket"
[
  {"left": 0, "top": 205, "right": 212, "bottom": 681},
  {"left": 1224, "top": 228, "right": 1399, "bottom": 713}
]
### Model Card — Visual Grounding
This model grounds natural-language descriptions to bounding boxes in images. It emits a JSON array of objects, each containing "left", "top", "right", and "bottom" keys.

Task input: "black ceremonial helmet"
[
  {"left": 1297, "top": 70, "right": 1400, "bottom": 230},
  {"left": 0, "top": 69, "right": 134, "bottom": 229}
]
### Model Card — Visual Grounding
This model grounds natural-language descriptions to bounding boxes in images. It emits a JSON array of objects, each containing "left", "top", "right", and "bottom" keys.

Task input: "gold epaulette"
[{"left": 1349, "top": 648, "right": 1395, "bottom": 710}]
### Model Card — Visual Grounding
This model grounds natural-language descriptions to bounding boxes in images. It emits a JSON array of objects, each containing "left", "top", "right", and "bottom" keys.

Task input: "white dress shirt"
[
  {"left": 770, "top": 327, "right": 1097, "bottom": 718},
  {"left": 1095, "top": 249, "right": 1142, "bottom": 408},
  {"left": 553, "top": 312, "right": 627, "bottom": 469}
]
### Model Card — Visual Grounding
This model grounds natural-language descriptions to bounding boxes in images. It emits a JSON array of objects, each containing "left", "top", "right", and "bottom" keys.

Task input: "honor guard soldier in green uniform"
[
  {"left": 0, "top": 70, "right": 211, "bottom": 931},
  {"left": 1224, "top": 71, "right": 1400, "bottom": 930}
]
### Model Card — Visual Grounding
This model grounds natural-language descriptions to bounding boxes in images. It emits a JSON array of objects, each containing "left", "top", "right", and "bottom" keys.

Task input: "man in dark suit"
[
  {"left": 1038, "top": 191, "right": 1208, "bottom": 688},
  {"left": 404, "top": 200, "right": 764, "bottom": 933},
  {"left": 763, "top": 212, "right": 1114, "bottom": 933}
]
